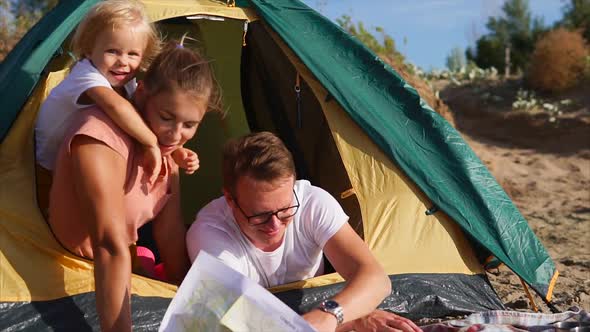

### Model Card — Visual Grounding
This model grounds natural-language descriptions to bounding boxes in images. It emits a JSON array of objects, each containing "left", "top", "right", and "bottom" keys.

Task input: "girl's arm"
[
  {"left": 152, "top": 167, "right": 191, "bottom": 285},
  {"left": 83, "top": 87, "right": 161, "bottom": 183},
  {"left": 70, "top": 134, "right": 132, "bottom": 332}
]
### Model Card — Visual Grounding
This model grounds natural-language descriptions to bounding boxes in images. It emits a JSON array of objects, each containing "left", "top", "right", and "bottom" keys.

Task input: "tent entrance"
[
  {"left": 240, "top": 21, "right": 364, "bottom": 236},
  {"left": 156, "top": 17, "right": 364, "bottom": 236},
  {"left": 139, "top": 18, "right": 364, "bottom": 260}
]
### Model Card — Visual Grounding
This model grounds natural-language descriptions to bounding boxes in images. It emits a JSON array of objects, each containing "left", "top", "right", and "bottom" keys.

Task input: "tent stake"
[{"left": 519, "top": 277, "right": 539, "bottom": 312}]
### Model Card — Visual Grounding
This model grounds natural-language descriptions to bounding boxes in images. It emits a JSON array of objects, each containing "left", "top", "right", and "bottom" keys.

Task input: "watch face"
[{"left": 323, "top": 300, "right": 339, "bottom": 310}]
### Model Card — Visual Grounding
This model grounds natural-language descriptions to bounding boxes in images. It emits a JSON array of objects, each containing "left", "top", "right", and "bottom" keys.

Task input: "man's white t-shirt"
[
  {"left": 35, "top": 59, "right": 136, "bottom": 170},
  {"left": 186, "top": 180, "right": 348, "bottom": 288}
]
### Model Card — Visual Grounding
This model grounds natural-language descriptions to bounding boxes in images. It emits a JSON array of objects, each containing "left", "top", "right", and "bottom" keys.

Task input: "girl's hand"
[
  {"left": 143, "top": 145, "right": 163, "bottom": 184},
  {"left": 172, "top": 147, "right": 200, "bottom": 175}
]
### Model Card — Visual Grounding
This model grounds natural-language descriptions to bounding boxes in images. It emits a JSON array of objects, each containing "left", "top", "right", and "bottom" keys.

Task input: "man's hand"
[
  {"left": 171, "top": 147, "right": 200, "bottom": 175},
  {"left": 349, "top": 310, "right": 422, "bottom": 332},
  {"left": 143, "top": 145, "right": 162, "bottom": 184},
  {"left": 303, "top": 309, "right": 339, "bottom": 332}
]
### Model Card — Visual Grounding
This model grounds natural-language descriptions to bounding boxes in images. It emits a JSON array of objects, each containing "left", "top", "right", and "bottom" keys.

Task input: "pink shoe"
[
  {"left": 135, "top": 246, "right": 156, "bottom": 277},
  {"left": 154, "top": 263, "right": 168, "bottom": 282}
]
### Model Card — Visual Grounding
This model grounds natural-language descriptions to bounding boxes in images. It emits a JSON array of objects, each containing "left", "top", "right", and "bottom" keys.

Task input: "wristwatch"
[{"left": 318, "top": 299, "right": 344, "bottom": 326}]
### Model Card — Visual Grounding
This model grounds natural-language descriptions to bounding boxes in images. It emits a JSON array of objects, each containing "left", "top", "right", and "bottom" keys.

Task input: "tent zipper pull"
[
  {"left": 295, "top": 73, "right": 302, "bottom": 129},
  {"left": 340, "top": 188, "right": 356, "bottom": 199},
  {"left": 242, "top": 21, "right": 248, "bottom": 46},
  {"left": 425, "top": 205, "right": 439, "bottom": 215}
]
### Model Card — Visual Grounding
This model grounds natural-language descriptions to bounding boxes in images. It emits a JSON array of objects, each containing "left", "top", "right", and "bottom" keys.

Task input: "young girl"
[
  {"left": 48, "top": 40, "right": 220, "bottom": 332},
  {"left": 35, "top": 0, "right": 198, "bottom": 211}
]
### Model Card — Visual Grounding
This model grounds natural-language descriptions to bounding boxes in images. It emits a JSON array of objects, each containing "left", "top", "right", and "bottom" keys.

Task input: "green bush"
[{"left": 527, "top": 28, "right": 588, "bottom": 92}]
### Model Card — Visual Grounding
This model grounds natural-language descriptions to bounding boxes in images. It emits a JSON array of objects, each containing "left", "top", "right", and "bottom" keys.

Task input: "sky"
[{"left": 300, "top": 0, "right": 565, "bottom": 71}]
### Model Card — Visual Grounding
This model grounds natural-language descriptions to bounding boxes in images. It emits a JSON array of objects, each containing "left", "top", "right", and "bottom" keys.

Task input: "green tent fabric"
[{"left": 246, "top": 0, "right": 556, "bottom": 299}]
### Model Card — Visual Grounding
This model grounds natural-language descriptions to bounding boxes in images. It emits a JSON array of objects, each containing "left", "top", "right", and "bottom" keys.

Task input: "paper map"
[{"left": 159, "top": 251, "right": 315, "bottom": 332}]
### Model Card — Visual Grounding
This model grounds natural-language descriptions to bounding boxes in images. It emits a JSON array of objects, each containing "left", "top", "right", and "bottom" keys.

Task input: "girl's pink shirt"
[{"left": 48, "top": 107, "right": 175, "bottom": 259}]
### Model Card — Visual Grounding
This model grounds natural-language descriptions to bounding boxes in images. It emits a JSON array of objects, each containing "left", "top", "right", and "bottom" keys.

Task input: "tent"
[{"left": 0, "top": 0, "right": 558, "bottom": 330}]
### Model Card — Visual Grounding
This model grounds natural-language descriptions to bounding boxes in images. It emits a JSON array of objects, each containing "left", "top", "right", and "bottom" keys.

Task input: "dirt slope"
[{"left": 441, "top": 80, "right": 590, "bottom": 312}]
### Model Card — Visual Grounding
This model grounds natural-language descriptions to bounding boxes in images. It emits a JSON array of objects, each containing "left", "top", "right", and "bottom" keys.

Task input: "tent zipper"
[{"left": 295, "top": 73, "right": 302, "bottom": 129}]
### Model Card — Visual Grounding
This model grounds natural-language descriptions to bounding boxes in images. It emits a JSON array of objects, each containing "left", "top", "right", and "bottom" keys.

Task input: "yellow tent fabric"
[
  {"left": 324, "top": 102, "right": 483, "bottom": 275},
  {"left": 143, "top": 0, "right": 258, "bottom": 23}
]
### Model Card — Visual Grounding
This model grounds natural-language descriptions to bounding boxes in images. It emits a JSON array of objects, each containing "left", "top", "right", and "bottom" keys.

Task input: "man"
[{"left": 187, "top": 132, "right": 421, "bottom": 332}]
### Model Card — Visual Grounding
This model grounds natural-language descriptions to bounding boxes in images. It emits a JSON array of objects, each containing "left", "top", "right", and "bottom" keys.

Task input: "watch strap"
[{"left": 318, "top": 300, "right": 344, "bottom": 326}]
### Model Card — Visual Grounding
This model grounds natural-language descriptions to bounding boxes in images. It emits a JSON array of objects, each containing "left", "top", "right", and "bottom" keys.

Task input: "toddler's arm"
[{"left": 83, "top": 87, "right": 161, "bottom": 183}]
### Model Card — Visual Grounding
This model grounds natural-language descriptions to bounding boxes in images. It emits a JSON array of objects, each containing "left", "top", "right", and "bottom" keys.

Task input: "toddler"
[{"left": 35, "top": 0, "right": 199, "bottom": 195}]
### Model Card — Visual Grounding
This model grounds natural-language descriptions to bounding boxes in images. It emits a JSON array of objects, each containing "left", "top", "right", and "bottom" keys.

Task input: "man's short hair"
[{"left": 222, "top": 132, "right": 296, "bottom": 195}]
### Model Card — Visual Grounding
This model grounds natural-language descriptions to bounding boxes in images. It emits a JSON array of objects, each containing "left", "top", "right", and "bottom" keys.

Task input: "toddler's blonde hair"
[{"left": 71, "top": 0, "right": 160, "bottom": 70}]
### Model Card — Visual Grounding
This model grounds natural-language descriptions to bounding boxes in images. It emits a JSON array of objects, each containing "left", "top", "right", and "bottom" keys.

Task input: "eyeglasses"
[{"left": 233, "top": 190, "right": 300, "bottom": 226}]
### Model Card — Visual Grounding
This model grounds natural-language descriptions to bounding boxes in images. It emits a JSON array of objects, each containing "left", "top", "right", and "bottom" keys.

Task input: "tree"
[
  {"left": 0, "top": 0, "right": 57, "bottom": 61},
  {"left": 446, "top": 46, "right": 465, "bottom": 71},
  {"left": 559, "top": 0, "right": 590, "bottom": 41},
  {"left": 336, "top": 15, "right": 406, "bottom": 68},
  {"left": 469, "top": 37, "right": 505, "bottom": 70},
  {"left": 470, "top": 0, "right": 545, "bottom": 73}
]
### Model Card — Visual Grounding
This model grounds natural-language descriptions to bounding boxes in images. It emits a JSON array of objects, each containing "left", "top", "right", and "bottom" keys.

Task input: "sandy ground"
[{"left": 440, "top": 81, "right": 590, "bottom": 313}]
